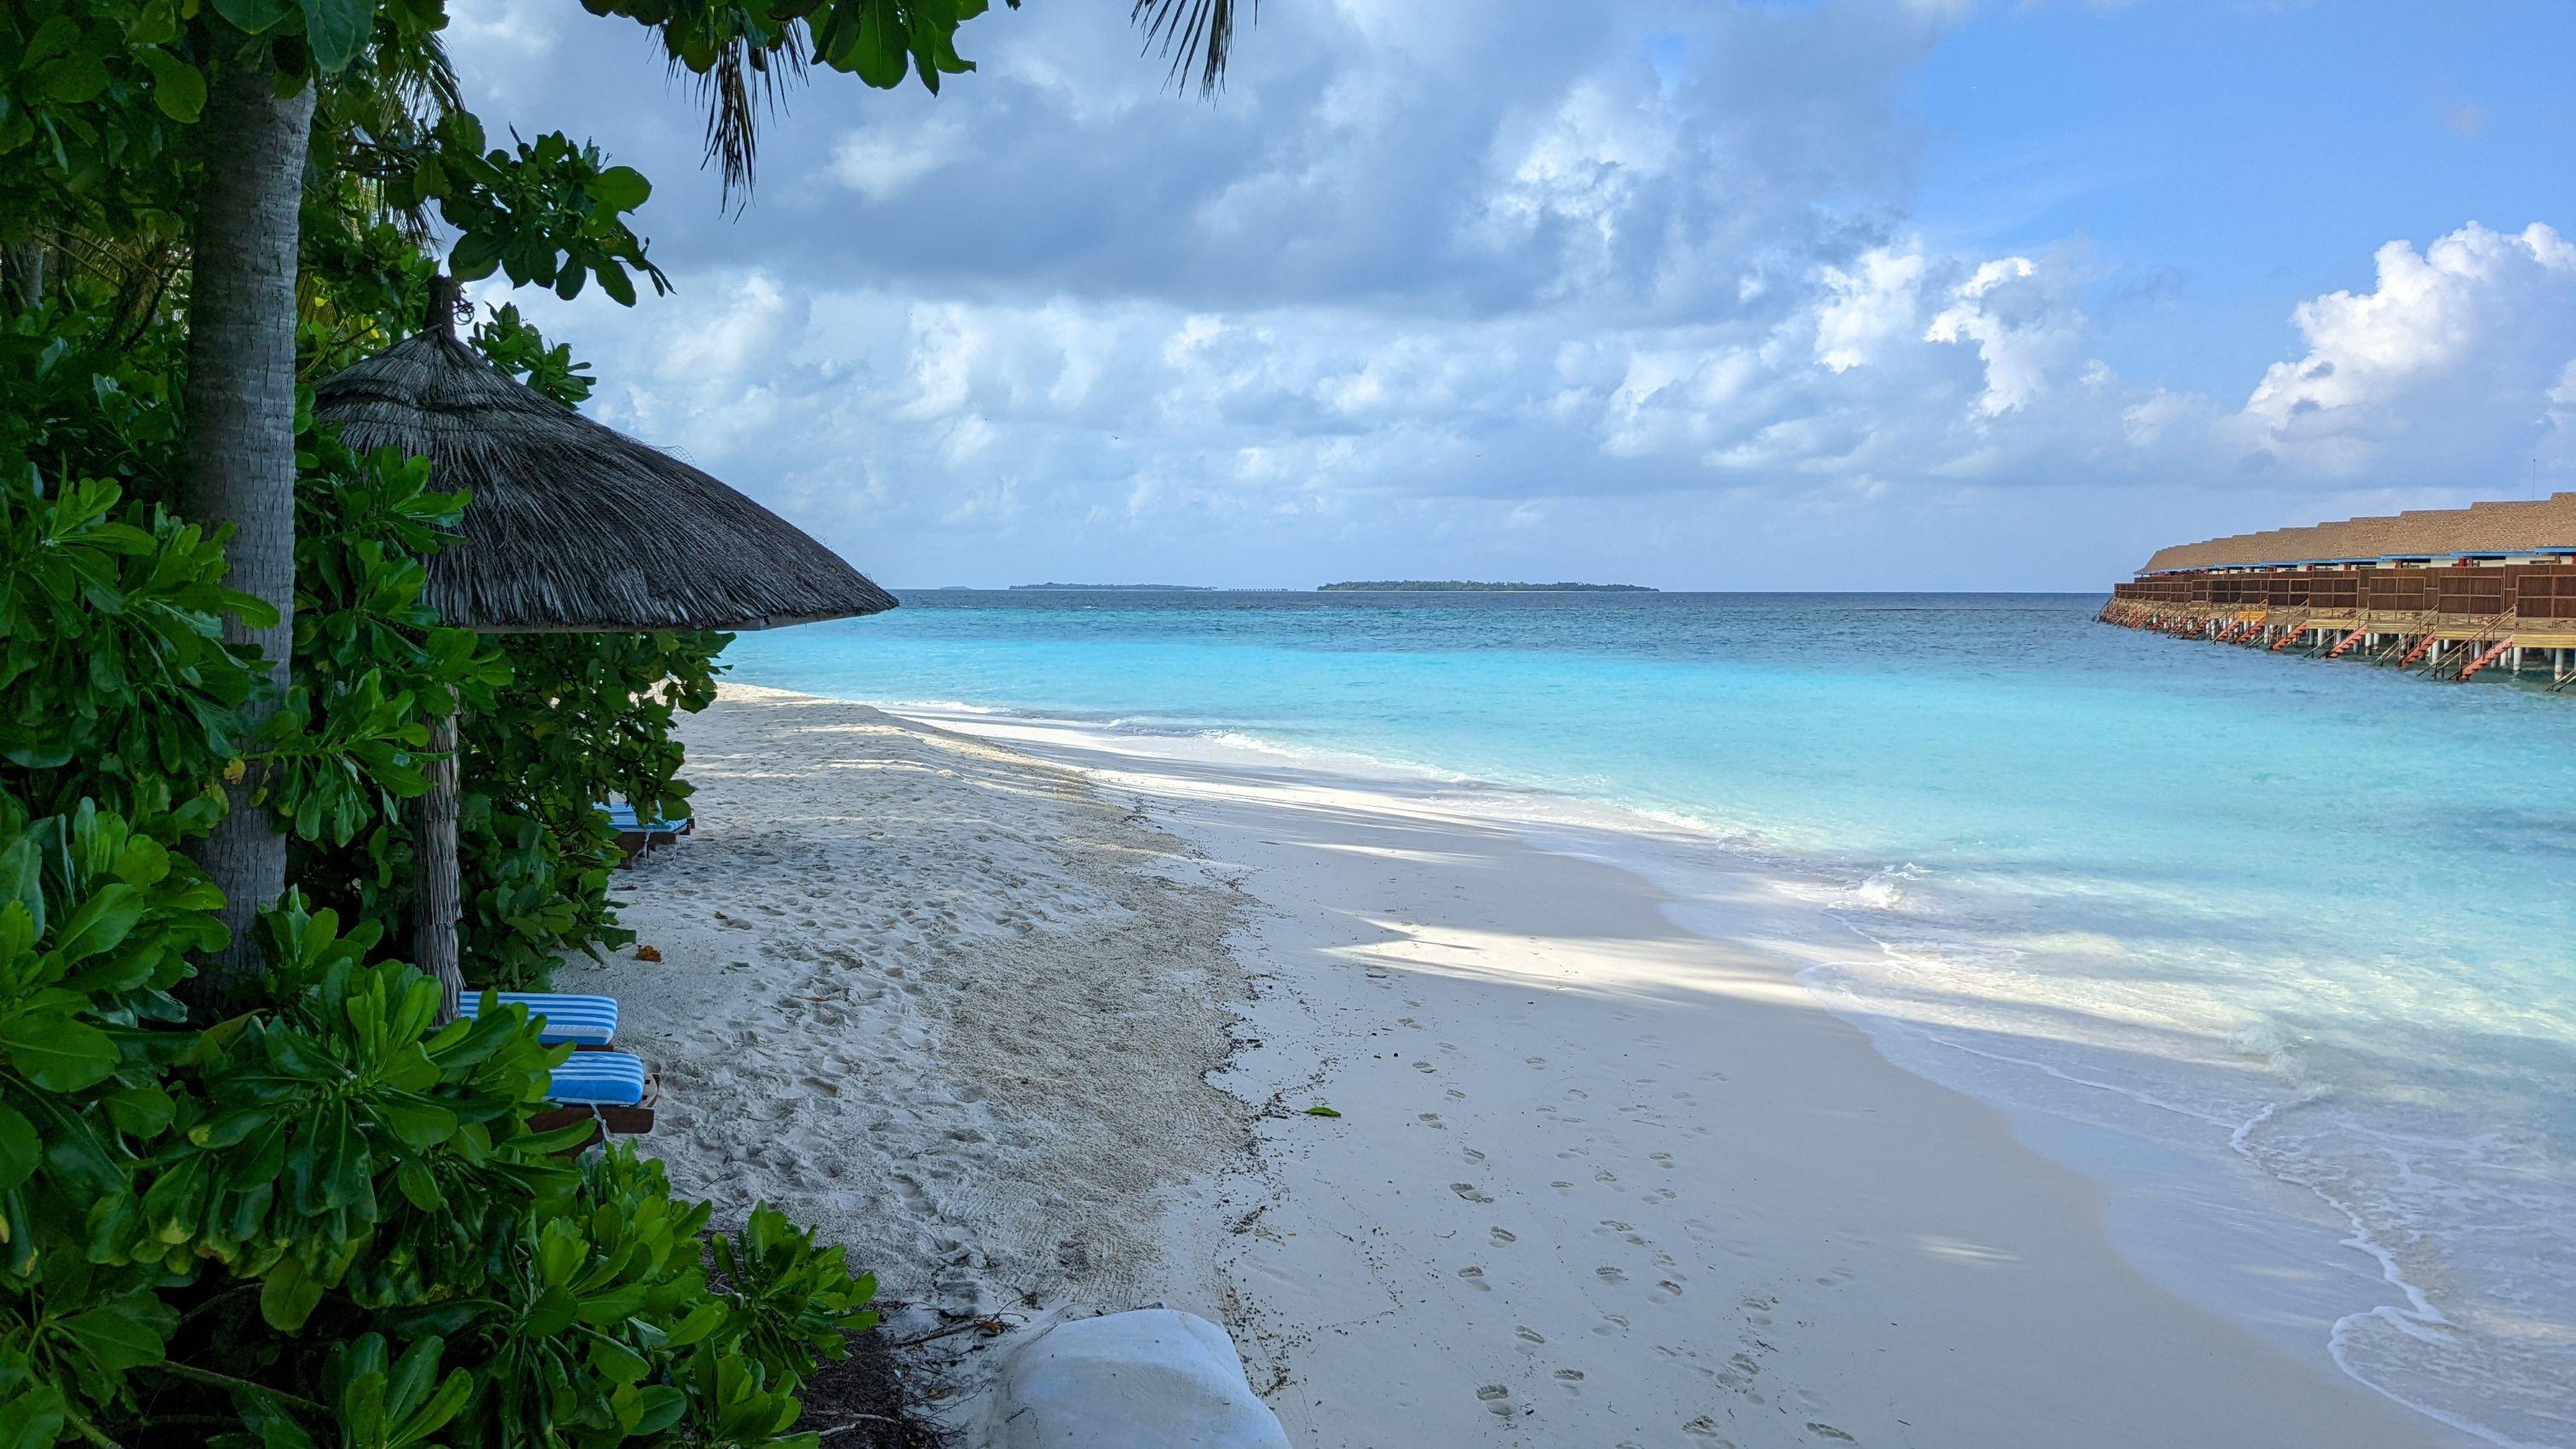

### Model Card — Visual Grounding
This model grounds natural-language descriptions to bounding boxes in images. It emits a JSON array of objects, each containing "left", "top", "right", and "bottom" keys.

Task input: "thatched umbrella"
[{"left": 315, "top": 276, "right": 896, "bottom": 1017}]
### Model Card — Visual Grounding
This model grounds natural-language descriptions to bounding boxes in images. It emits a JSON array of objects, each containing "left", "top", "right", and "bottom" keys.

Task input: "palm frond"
[
  {"left": 680, "top": 28, "right": 811, "bottom": 211},
  {"left": 320, "top": 28, "right": 464, "bottom": 240},
  {"left": 50, "top": 228, "right": 171, "bottom": 321},
  {"left": 388, "top": 30, "right": 464, "bottom": 131},
  {"left": 1131, "top": 0, "right": 1248, "bottom": 97}
]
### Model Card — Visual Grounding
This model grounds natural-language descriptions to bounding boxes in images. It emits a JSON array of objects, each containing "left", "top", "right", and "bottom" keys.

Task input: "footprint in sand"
[{"left": 1458, "top": 1267, "right": 1492, "bottom": 1291}]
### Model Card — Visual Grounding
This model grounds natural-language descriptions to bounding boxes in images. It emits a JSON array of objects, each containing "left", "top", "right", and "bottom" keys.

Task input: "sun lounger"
[
  {"left": 597, "top": 801, "right": 692, "bottom": 865},
  {"left": 457, "top": 990, "right": 619, "bottom": 1046},
  {"left": 462, "top": 992, "right": 657, "bottom": 1147},
  {"left": 528, "top": 1049, "right": 658, "bottom": 1144}
]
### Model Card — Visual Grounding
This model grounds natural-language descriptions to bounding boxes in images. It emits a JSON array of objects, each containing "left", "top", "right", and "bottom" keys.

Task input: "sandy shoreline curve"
[{"left": 566, "top": 685, "right": 2458, "bottom": 1447}]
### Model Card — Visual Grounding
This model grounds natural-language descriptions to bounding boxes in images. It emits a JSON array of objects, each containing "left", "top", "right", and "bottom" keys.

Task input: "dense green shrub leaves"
[
  {"left": 0, "top": 797, "right": 880, "bottom": 1442},
  {"left": 0, "top": 2, "right": 887, "bottom": 1437},
  {"left": 412, "top": 129, "right": 671, "bottom": 305},
  {"left": 711, "top": 1205, "right": 883, "bottom": 1381}
]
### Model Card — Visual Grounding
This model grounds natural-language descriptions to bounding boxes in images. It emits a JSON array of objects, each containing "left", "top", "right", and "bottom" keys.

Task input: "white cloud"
[
  {"left": 828, "top": 118, "right": 969, "bottom": 202},
  {"left": 1476, "top": 79, "right": 1677, "bottom": 295},
  {"left": 2550, "top": 359, "right": 2576, "bottom": 436},
  {"left": 1923, "top": 255, "right": 2089, "bottom": 417},
  {"left": 2234, "top": 222, "right": 2576, "bottom": 477},
  {"left": 444, "top": 0, "right": 562, "bottom": 59},
  {"left": 1814, "top": 245, "right": 1926, "bottom": 372},
  {"left": 2121, "top": 388, "right": 2199, "bottom": 446}
]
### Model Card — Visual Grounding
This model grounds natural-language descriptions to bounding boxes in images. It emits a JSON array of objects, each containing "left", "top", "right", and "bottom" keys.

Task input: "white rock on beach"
[{"left": 991, "top": 1309, "right": 1291, "bottom": 1449}]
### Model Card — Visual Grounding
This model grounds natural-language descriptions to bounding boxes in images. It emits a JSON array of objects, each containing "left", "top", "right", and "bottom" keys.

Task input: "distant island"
[
  {"left": 1317, "top": 580, "right": 1659, "bottom": 593},
  {"left": 1009, "top": 583, "right": 1217, "bottom": 591}
]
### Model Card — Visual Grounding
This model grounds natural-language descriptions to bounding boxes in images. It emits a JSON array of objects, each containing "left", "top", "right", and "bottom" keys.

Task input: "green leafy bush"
[
  {"left": 0, "top": 0, "right": 929, "bottom": 1436},
  {"left": 0, "top": 756, "right": 894, "bottom": 1442}
]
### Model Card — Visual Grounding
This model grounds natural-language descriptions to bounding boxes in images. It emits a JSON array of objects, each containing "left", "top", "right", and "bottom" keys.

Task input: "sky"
[{"left": 445, "top": 0, "right": 2576, "bottom": 590}]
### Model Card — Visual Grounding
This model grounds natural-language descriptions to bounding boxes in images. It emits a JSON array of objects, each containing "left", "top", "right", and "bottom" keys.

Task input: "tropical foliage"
[{"left": 0, "top": 0, "right": 1046, "bottom": 1440}]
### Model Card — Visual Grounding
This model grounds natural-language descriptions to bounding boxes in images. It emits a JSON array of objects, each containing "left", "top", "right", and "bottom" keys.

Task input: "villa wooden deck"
[{"left": 2103, "top": 508, "right": 2576, "bottom": 691}]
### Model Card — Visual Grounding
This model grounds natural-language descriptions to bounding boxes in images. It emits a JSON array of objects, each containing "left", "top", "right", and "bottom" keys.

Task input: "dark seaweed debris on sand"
[{"left": 792, "top": 1330, "right": 946, "bottom": 1448}]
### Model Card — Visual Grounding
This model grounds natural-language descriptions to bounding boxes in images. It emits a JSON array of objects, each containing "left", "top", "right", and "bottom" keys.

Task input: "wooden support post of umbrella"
[{"left": 314, "top": 276, "right": 897, "bottom": 1020}]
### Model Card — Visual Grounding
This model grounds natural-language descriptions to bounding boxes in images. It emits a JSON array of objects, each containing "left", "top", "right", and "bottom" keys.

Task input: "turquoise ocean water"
[{"left": 724, "top": 589, "right": 2574, "bottom": 1444}]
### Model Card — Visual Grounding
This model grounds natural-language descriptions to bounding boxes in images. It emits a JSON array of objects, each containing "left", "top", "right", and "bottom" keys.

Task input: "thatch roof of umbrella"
[
  {"left": 313, "top": 277, "right": 898, "bottom": 1025},
  {"left": 314, "top": 279, "right": 896, "bottom": 633}
]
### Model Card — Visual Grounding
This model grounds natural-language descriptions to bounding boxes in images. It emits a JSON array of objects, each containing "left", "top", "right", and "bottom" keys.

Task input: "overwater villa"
[{"left": 2102, "top": 492, "right": 2576, "bottom": 688}]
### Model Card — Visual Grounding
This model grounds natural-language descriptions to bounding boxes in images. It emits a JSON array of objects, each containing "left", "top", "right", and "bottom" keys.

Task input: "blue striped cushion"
[
  {"left": 459, "top": 992, "right": 619, "bottom": 1046},
  {"left": 548, "top": 1050, "right": 649, "bottom": 1106}
]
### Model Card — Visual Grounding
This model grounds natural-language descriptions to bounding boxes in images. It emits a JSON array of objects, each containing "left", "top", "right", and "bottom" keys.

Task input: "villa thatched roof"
[
  {"left": 2141, "top": 492, "right": 2576, "bottom": 574},
  {"left": 314, "top": 320, "right": 896, "bottom": 634}
]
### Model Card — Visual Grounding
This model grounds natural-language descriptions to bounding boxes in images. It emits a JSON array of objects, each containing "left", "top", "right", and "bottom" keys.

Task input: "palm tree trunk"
[
  {"left": 2, "top": 241, "right": 45, "bottom": 312},
  {"left": 411, "top": 710, "right": 465, "bottom": 1021},
  {"left": 181, "top": 61, "right": 315, "bottom": 1006}
]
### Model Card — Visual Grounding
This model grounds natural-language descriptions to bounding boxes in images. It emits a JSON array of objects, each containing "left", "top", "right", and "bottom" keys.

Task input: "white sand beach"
[{"left": 565, "top": 686, "right": 2457, "bottom": 1448}]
